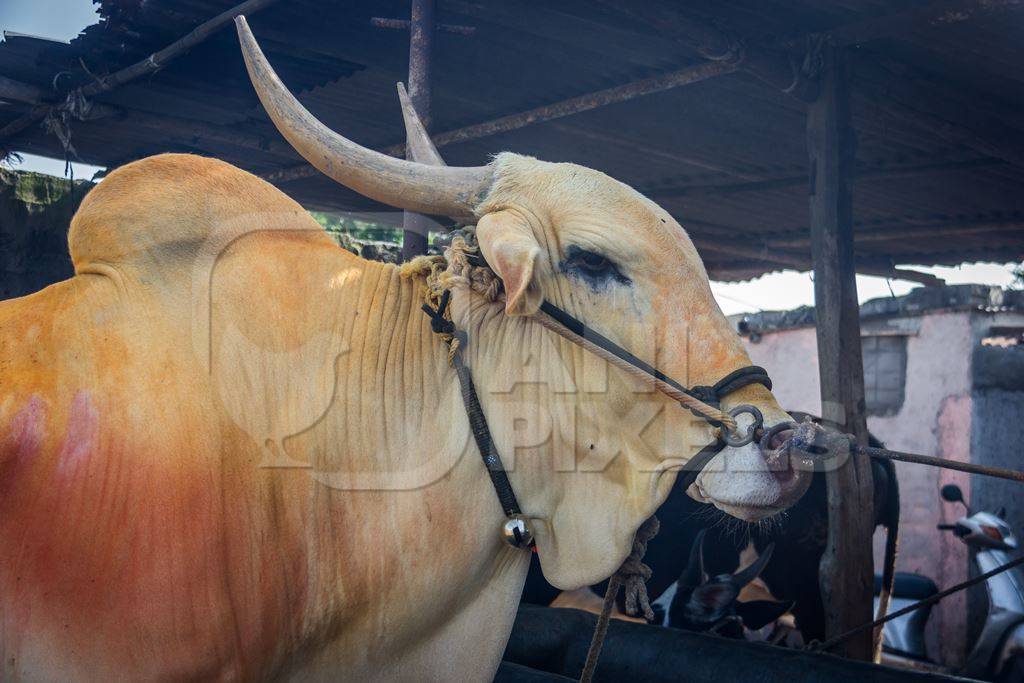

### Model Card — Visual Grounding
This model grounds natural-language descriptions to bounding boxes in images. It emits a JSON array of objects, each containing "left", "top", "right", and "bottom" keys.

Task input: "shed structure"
[
  {"left": 2, "top": 0, "right": 1023, "bottom": 665},
  {"left": 1, "top": 0, "right": 1022, "bottom": 281}
]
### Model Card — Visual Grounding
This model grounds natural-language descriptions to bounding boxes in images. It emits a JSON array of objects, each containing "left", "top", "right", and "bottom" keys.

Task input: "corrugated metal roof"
[{"left": 1, "top": 0, "right": 1022, "bottom": 279}]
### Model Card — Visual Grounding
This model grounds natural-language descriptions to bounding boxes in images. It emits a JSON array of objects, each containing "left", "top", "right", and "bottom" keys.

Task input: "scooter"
[{"left": 874, "top": 483, "right": 1024, "bottom": 681}]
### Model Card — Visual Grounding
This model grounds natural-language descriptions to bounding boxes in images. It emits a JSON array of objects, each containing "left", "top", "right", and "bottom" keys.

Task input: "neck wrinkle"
[{"left": 347, "top": 261, "right": 457, "bottom": 464}]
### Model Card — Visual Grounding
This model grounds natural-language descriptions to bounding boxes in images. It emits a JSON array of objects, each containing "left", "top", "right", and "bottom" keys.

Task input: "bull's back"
[{"left": 0, "top": 156, "right": 325, "bottom": 680}]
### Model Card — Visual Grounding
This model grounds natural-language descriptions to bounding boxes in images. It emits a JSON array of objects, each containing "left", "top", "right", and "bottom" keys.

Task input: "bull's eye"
[{"left": 561, "top": 246, "right": 631, "bottom": 289}]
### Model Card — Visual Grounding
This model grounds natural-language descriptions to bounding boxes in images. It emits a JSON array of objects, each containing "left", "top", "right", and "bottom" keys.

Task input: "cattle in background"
[
  {"left": 668, "top": 531, "right": 793, "bottom": 636},
  {"left": 522, "top": 415, "right": 898, "bottom": 644}
]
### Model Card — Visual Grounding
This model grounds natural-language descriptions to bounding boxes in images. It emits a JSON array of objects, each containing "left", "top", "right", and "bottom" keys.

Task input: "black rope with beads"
[{"left": 422, "top": 290, "right": 528, "bottom": 536}]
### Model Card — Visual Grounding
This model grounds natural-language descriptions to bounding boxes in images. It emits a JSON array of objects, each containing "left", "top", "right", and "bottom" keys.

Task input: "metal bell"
[{"left": 502, "top": 515, "right": 534, "bottom": 548}]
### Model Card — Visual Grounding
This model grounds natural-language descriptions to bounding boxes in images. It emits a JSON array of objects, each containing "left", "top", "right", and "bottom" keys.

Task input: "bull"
[{"left": 0, "top": 18, "right": 812, "bottom": 681}]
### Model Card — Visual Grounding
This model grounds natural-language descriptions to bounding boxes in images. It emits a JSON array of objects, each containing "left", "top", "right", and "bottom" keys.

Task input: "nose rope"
[
  {"left": 401, "top": 237, "right": 774, "bottom": 438},
  {"left": 533, "top": 301, "right": 751, "bottom": 433}
]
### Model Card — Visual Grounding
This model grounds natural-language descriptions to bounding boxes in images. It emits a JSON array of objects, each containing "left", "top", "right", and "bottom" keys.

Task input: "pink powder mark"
[
  {"left": 6, "top": 395, "right": 47, "bottom": 465},
  {"left": 56, "top": 391, "right": 99, "bottom": 479}
]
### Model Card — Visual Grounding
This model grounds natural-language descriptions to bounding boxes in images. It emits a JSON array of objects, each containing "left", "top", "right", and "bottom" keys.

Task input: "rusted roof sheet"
[{"left": 1, "top": 0, "right": 1022, "bottom": 279}]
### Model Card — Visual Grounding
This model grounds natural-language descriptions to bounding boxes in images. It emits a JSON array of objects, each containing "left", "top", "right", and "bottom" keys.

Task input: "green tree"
[{"left": 310, "top": 211, "right": 402, "bottom": 244}]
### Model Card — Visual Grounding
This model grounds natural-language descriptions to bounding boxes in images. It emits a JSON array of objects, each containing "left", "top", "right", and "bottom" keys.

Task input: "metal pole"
[{"left": 401, "top": 0, "right": 435, "bottom": 260}]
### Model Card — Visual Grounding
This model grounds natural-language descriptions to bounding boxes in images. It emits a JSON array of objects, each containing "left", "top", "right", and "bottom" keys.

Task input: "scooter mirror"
[{"left": 941, "top": 484, "right": 965, "bottom": 504}]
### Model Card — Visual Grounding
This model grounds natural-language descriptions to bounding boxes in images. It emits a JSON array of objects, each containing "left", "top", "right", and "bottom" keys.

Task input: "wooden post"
[
  {"left": 401, "top": 0, "right": 435, "bottom": 260},
  {"left": 807, "top": 45, "right": 876, "bottom": 662}
]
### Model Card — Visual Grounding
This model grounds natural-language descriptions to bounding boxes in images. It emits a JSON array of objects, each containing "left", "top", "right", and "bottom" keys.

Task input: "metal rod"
[
  {"left": 401, "top": 0, "right": 434, "bottom": 260},
  {"left": 0, "top": 0, "right": 282, "bottom": 145},
  {"left": 262, "top": 59, "right": 738, "bottom": 184},
  {"left": 814, "top": 554, "right": 1024, "bottom": 653},
  {"left": 860, "top": 445, "right": 1024, "bottom": 483}
]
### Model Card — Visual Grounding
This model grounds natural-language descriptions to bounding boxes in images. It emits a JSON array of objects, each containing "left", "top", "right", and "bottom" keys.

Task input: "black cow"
[{"left": 668, "top": 531, "right": 793, "bottom": 636}]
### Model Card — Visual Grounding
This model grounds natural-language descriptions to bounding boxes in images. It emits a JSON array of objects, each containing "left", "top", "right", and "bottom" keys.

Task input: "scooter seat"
[{"left": 874, "top": 572, "right": 938, "bottom": 600}]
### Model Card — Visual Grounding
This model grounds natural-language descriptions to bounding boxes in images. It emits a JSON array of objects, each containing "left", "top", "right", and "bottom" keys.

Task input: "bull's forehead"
[{"left": 481, "top": 153, "right": 685, "bottom": 249}]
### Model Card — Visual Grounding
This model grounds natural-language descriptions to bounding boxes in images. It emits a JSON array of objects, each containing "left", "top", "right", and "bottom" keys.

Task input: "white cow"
[{"left": 0, "top": 20, "right": 810, "bottom": 682}]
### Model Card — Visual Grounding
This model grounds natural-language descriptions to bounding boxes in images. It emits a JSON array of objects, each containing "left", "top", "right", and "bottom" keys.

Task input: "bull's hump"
[{"left": 67, "top": 154, "right": 334, "bottom": 280}]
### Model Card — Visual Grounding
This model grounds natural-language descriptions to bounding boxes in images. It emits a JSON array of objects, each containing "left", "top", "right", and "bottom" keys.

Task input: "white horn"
[
  {"left": 397, "top": 82, "right": 446, "bottom": 167},
  {"left": 236, "top": 16, "right": 489, "bottom": 220}
]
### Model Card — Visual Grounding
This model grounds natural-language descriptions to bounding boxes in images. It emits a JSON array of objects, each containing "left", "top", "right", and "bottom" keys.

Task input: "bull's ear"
[{"left": 476, "top": 210, "right": 543, "bottom": 316}]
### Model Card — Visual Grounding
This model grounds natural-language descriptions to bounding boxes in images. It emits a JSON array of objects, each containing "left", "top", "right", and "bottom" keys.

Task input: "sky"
[
  {"left": 0, "top": 0, "right": 98, "bottom": 43},
  {"left": 2, "top": 1, "right": 1018, "bottom": 315}
]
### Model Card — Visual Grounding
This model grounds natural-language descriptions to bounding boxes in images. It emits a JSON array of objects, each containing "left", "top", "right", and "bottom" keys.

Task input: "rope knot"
[
  {"left": 686, "top": 386, "right": 722, "bottom": 427},
  {"left": 614, "top": 515, "right": 660, "bottom": 621},
  {"left": 425, "top": 310, "right": 455, "bottom": 336}
]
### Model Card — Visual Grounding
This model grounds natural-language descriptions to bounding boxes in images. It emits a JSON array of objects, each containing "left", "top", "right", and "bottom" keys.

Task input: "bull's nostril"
[
  {"left": 768, "top": 428, "right": 794, "bottom": 451},
  {"left": 759, "top": 422, "right": 798, "bottom": 454},
  {"left": 759, "top": 425, "right": 803, "bottom": 478},
  {"left": 773, "top": 460, "right": 797, "bottom": 483}
]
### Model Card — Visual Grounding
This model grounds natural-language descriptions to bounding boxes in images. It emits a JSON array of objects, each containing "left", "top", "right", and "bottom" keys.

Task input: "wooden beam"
[
  {"left": 807, "top": 46, "right": 876, "bottom": 662},
  {"left": 262, "top": 59, "right": 739, "bottom": 184},
  {"left": 0, "top": 76, "right": 119, "bottom": 118},
  {"left": 401, "top": 0, "right": 434, "bottom": 260},
  {"left": 0, "top": 76, "right": 47, "bottom": 106},
  {"left": 0, "top": 0, "right": 282, "bottom": 146}
]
